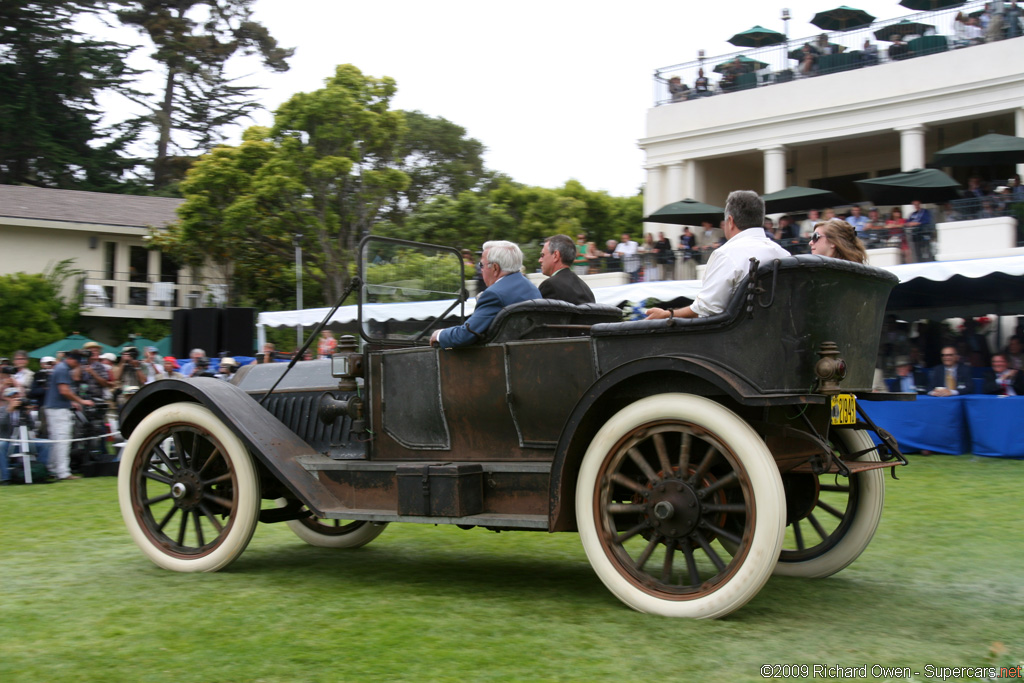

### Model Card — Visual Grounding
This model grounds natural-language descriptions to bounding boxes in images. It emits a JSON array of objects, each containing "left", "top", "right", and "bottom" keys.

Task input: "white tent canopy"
[{"left": 256, "top": 256, "right": 1024, "bottom": 342}]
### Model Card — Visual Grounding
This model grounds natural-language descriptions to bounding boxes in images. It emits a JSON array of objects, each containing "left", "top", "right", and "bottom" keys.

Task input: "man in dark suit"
[
  {"left": 927, "top": 346, "right": 974, "bottom": 396},
  {"left": 537, "top": 234, "right": 595, "bottom": 305},
  {"left": 430, "top": 241, "right": 541, "bottom": 349}
]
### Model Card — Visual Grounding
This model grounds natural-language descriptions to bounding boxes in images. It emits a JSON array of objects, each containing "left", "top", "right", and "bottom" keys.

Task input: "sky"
[{"left": 89, "top": 0, "right": 922, "bottom": 197}]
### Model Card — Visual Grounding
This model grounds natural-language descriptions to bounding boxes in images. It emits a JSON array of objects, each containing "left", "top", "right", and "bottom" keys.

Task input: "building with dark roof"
[{"left": 1, "top": 185, "right": 226, "bottom": 335}]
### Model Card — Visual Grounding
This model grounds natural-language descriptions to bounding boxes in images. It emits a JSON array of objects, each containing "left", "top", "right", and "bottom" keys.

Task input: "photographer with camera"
[
  {"left": 142, "top": 346, "right": 166, "bottom": 383},
  {"left": 42, "top": 349, "right": 93, "bottom": 481},
  {"left": 81, "top": 342, "right": 112, "bottom": 401},
  {"left": 191, "top": 355, "right": 217, "bottom": 379},
  {"left": 112, "top": 346, "right": 145, "bottom": 409}
]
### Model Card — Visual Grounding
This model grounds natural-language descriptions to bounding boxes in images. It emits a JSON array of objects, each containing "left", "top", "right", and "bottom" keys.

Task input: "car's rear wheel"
[
  {"left": 275, "top": 499, "right": 388, "bottom": 548},
  {"left": 118, "top": 403, "right": 260, "bottom": 572},
  {"left": 576, "top": 394, "right": 785, "bottom": 618},
  {"left": 774, "top": 428, "right": 884, "bottom": 578}
]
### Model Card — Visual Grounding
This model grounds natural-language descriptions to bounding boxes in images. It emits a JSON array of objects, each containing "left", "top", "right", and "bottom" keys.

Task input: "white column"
[
  {"left": 685, "top": 159, "right": 705, "bottom": 202},
  {"left": 896, "top": 124, "right": 927, "bottom": 172},
  {"left": 665, "top": 161, "right": 686, "bottom": 203},
  {"left": 1015, "top": 108, "right": 1024, "bottom": 179},
  {"left": 760, "top": 145, "right": 787, "bottom": 194},
  {"left": 643, "top": 163, "right": 665, "bottom": 216}
]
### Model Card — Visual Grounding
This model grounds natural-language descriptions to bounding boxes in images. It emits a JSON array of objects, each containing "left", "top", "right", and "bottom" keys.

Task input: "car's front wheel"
[{"left": 118, "top": 403, "right": 260, "bottom": 572}]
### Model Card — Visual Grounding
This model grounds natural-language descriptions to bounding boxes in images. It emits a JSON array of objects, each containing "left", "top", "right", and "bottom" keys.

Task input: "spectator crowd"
[{"left": 0, "top": 334, "right": 342, "bottom": 484}]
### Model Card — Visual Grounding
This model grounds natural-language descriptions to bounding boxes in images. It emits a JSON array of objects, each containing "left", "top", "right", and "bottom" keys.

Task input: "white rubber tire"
[
  {"left": 274, "top": 499, "right": 388, "bottom": 548},
  {"left": 773, "top": 428, "right": 884, "bottom": 578},
  {"left": 576, "top": 394, "right": 785, "bottom": 619},
  {"left": 118, "top": 403, "right": 260, "bottom": 573}
]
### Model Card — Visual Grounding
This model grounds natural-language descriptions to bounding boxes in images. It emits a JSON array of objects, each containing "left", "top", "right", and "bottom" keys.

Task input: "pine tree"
[
  {"left": 0, "top": 1, "right": 142, "bottom": 190},
  {"left": 114, "top": 0, "right": 293, "bottom": 189}
]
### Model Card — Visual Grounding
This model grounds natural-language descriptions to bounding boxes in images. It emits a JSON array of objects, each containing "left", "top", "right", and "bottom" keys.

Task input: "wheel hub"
[
  {"left": 646, "top": 479, "right": 701, "bottom": 539},
  {"left": 170, "top": 470, "right": 203, "bottom": 511}
]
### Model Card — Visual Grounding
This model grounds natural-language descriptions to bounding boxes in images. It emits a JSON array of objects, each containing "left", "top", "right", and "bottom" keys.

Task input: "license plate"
[{"left": 830, "top": 393, "right": 856, "bottom": 425}]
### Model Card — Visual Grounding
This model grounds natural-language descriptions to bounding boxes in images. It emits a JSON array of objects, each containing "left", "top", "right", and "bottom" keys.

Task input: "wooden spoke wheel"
[
  {"left": 118, "top": 403, "right": 260, "bottom": 572},
  {"left": 774, "top": 428, "right": 884, "bottom": 578},
  {"left": 576, "top": 394, "right": 785, "bottom": 618},
  {"left": 275, "top": 499, "right": 388, "bottom": 549}
]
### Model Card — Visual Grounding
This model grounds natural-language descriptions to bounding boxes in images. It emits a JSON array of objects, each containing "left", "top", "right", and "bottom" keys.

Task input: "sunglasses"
[{"left": 810, "top": 232, "right": 824, "bottom": 244}]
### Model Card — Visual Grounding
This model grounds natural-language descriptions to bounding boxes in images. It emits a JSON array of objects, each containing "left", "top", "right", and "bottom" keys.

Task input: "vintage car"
[{"left": 117, "top": 236, "right": 908, "bottom": 618}]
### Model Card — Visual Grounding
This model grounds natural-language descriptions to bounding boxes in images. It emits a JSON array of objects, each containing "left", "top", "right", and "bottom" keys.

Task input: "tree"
[
  {"left": 0, "top": 261, "right": 82, "bottom": 353},
  {"left": 115, "top": 0, "right": 293, "bottom": 189},
  {"left": 164, "top": 65, "right": 409, "bottom": 307},
  {"left": 381, "top": 110, "right": 487, "bottom": 225},
  {"left": 149, "top": 125, "right": 293, "bottom": 306},
  {"left": 378, "top": 179, "right": 644, "bottom": 255},
  {"left": 0, "top": 1, "right": 142, "bottom": 190}
]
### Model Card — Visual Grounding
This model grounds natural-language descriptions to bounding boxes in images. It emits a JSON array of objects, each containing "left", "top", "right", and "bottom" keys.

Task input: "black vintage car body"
[{"left": 118, "top": 237, "right": 907, "bottom": 618}]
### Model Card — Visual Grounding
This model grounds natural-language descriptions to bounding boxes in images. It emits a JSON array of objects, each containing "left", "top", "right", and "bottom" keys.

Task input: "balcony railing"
[
  {"left": 653, "top": 0, "right": 1018, "bottom": 105},
  {"left": 81, "top": 271, "right": 232, "bottom": 311}
]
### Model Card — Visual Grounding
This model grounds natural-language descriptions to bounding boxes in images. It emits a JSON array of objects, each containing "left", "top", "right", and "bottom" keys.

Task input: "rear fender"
[{"left": 547, "top": 356, "right": 773, "bottom": 532}]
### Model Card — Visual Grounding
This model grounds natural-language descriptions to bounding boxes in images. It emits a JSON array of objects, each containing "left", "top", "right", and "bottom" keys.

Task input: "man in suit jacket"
[
  {"left": 430, "top": 241, "right": 541, "bottom": 349},
  {"left": 537, "top": 234, "right": 595, "bottom": 305},
  {"left": 927, "top": 346, "right": 974, "bottom": 396}
]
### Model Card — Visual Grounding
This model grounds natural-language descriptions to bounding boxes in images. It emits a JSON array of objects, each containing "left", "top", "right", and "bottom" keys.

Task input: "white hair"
[{"left": 482, "top": 240, "right": 523, "bottom": 275}]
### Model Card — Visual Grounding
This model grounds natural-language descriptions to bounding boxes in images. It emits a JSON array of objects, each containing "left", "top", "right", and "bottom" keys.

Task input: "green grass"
[{"left": 1, "top": 455, "right": 1021, "bottom": 682}]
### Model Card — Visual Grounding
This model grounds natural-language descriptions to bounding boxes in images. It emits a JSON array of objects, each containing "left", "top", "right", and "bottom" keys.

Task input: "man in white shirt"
[
  {"left": 613, "top": 233, "right": 640, "bottom": 282},
  {"left": 645, "top": 190, "right": 790, "bottom": 319}
]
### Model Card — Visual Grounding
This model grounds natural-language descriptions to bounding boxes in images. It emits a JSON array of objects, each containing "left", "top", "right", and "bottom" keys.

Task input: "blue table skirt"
[
  {"left": 860, "top": 395, "right": 1024, "bottom": 458},
  {"left": 860, "top": 395, "right": 969, "bottom": 455},
  {"left": 961, "top": 395, "right": 1024, "bottom": 459}
]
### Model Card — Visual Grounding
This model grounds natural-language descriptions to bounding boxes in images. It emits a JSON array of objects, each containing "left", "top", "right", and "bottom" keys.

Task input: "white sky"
[{"left": 89, "top": 0, "right": 919, "bottom": 196}]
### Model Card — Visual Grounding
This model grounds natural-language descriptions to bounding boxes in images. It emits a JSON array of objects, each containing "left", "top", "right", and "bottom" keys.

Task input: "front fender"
[{"left": 120, "top": 378, "right": 339, "bottom": 515}]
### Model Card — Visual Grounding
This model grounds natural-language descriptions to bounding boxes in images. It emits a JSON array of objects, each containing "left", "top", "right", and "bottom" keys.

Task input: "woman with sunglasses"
[{"left": 809, "top": 218, "right": 867, "bottom": 264}]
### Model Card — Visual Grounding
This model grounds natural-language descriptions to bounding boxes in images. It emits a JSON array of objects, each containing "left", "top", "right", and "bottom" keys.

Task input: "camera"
[
  {"left": 122, "top": 346, "right": 139, "bottom": 360},
  {"left": 0, "top": 365, "right": 16, "bottom": 375},
  {"left": 195, "top": 356, "right": 210, "bottom": 369}
]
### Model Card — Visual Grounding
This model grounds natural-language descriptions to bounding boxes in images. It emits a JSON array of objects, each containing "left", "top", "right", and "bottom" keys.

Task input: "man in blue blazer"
[{"left": 430, "top": 240, "right": 541, "bottom": 349}]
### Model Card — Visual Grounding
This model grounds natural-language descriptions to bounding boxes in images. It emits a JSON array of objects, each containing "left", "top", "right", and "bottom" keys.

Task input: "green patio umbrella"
[
  {"left": 898, "top": 0, "right": 964, "bottom": 10},
  {"left": 762, "top": 186, "right": 848, "bottom": 214},
  {"left": 27, "top": 334, "right": 118, "bottom": 359},
  {"left": 811, "top": 6, "right": 875, "bottom": 31},
  {"left": 855, "top": 168, "right": 962, "bottom": 205},
  {"left": 728, "top": 25, "right": 788, "bottom": 48},
  {"left": 874, "top": 20, "right": 934, "bottom": 41},
  {"left": 713, "top": 55, "right": 768, "bottom": 74},
  {"left": 644, "top": 199, "right": 725, "bottom": 226},
  {"left": 931, "top": 133, "right": 1024, "bottom": 167}
]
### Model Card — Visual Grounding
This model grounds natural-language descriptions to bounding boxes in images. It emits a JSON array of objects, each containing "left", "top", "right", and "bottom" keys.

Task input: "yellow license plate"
[{"left": 830, "top": 393, "right": 856, "bottom": 425}]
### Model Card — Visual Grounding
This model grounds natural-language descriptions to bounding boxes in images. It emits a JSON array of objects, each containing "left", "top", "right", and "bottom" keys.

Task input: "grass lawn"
[{"left": 1, "top": 454, "right": 1021, "bottom": 682}]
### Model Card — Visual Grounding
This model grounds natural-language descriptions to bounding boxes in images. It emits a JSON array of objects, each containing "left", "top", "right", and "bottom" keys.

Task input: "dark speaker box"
[
  {"left": 171, "top": 309, "right": 190, "bottom": 359},
  {"left": 221, "top": 308, "right": 256, "bottom": 356},
  {"left": 189, "top": 308, "right": 222, "bottom": 357}
]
